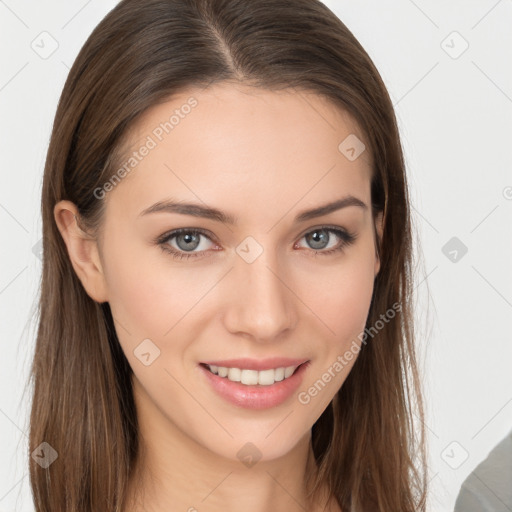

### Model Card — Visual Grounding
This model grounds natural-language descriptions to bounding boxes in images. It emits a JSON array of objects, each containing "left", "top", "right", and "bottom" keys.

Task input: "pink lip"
[
  {"left": 200, "top": 357, "right": 308, "bottom": 371},
  {"left": 199, "top": 360, "right": 310, "bottom": 410}
]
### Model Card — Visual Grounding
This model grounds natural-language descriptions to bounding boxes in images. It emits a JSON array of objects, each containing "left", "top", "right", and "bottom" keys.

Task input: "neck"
[{"left": 121, "top": 380, "right": 338, "bottom": 512}]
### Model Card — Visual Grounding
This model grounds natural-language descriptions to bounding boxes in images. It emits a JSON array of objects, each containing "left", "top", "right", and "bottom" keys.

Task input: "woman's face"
[{"left": 93, "top": 83, "right": 382, "bottom": 462}]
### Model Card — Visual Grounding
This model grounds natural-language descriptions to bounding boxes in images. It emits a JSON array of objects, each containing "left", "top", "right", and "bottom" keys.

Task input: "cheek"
[
  {"left": 102, "top": 224, "right": 376, "bottom": 349},
  {"left": 300, "top": 249, "right": 376, "bottom": 345},
  {"left": 100, "top": 230, "right": 200, "bottom": 341},
  {"left": 295, "top": 251, "right": 376, "bottom": 410},
  {"left": 106, "top": 258, "right": 208, "bottom": 341}
]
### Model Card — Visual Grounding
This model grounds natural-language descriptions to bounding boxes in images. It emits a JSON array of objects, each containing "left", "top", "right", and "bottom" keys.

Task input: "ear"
[
  {"left": 374, "top": 211, "right": 384, "bottom": 277},
  {"left": 53, "top": 200, "right": 109, "bottom": 303}
]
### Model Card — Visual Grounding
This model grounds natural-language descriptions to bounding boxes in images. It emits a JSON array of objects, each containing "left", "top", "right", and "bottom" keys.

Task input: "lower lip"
[{"left": 199, "top": 362, "right": 310, "bottom": 410}]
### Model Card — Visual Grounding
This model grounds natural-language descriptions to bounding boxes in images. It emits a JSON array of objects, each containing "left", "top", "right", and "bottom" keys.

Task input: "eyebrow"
[{"left": 139, "top": 195, "right": 367, "bottom": 224}]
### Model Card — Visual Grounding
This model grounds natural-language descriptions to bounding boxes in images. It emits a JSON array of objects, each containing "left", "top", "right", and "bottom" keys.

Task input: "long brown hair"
[{"left": 28, "top": 0, "right": 427, "bottom": 510}]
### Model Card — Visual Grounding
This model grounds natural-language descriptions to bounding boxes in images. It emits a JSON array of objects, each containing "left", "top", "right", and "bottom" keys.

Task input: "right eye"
[{"left": 157, "top": 228, "right": 218, "bottom": 260}]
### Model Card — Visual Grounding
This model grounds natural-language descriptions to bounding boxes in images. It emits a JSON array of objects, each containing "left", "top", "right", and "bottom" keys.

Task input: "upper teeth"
[{"left": 207, "top": 364, "right": 299, "bottom": 386}]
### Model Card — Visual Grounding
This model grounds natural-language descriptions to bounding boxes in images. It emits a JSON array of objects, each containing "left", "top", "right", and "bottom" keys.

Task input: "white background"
[{"left": 1, "top": 1, "right": 511, "bottom": 511}]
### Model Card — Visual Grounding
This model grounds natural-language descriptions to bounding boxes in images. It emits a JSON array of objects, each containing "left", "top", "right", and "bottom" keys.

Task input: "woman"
[{"left": 28, "top": 0, "right": 427, "bottom": 510}]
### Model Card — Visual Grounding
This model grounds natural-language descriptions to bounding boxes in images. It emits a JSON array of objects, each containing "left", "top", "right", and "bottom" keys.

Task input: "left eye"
[
  {"left": 295, "top": 227, "right": 353, "bottom": 252},
  {"left": 157, "top": 226, "right": 356, "bottom": 260}
]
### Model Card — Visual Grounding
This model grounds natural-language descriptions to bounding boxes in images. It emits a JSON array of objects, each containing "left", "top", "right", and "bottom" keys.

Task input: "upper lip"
[{"left": 200, "top": 357, "right": 309, "bottom": 371}]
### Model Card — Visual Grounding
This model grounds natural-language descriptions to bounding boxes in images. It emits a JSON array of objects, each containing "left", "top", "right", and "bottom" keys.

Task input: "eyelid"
[
  {"left": 156, "top": 224, "right": 356, "bottom": 260},
  {"left": 154, "top": 227, "right": 217, "bottom": 245},
  {"left": 155, "top": 224, "right": 351, "bottom": 244},
  {"left": 293, "top": 225, "right": 356, "bottom": 250},
  {"left": 296, "top": 223, "right": 348, "bottom": 239}
]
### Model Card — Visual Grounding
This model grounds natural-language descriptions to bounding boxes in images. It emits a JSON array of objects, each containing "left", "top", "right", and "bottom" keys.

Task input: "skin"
[{"left": 55, "top": 82, "right": 383, "bottom": 512}]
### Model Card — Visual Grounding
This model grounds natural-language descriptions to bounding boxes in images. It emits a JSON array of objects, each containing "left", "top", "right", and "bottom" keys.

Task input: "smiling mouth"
[{"left": 200, "top": 362, "right": 306, "bottom": 386}]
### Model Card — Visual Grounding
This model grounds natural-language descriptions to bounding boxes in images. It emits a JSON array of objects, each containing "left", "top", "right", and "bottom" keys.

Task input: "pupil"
[
  {"left": 308, "top": 229, "right": 328, "bottom": 249},
  {"left": 178, "top": 232, "right": 199, "bottom": 251}
]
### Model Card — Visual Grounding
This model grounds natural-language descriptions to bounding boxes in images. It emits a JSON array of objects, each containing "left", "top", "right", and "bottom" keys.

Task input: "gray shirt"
[{"left": 454, "top": 428, "right": 512, "bottom": 512}]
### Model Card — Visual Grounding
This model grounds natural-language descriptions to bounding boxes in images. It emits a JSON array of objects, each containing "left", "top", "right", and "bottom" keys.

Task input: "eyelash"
[{"left": 155, "top": 226, "right": 357, "bottom": 261}]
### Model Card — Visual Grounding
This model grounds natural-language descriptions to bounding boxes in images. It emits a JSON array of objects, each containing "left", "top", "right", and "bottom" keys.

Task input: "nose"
[{"left": 222, "top": 248, "right": 298, "bottom": 343}]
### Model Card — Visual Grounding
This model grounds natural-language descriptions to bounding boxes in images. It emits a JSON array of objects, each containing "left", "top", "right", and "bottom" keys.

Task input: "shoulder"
[{"left": 454, "top": 428, "right": 512, "bottom": 512}]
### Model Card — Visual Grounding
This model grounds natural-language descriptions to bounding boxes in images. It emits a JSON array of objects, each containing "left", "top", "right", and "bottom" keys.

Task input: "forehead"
[{"left": 105, "top": 83, "right": 373, "bottom": 223}]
